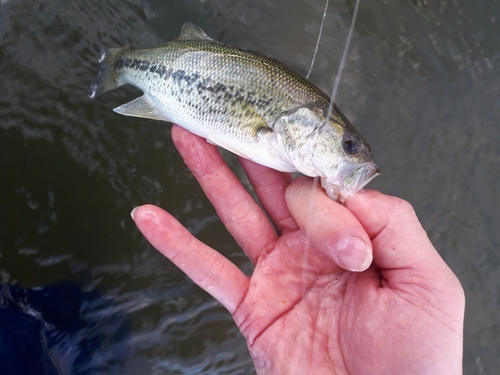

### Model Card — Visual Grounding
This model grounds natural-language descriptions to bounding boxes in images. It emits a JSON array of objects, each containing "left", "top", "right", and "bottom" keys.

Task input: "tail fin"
[{"left": 88, "top": 48, "right": 125, "bottom": 99}]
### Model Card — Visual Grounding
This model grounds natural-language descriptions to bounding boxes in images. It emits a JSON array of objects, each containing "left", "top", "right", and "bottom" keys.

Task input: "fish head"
[
  {"left": 316, "top": 110, "right": 380, "bottom": 203},
  {"left": 277, "top": 103, "right": 380, "bottom": 202}
]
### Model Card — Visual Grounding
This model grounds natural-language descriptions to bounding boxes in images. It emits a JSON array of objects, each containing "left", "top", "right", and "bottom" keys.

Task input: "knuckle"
[{"left": 388, "top": 196, "right": 417, "bottom": 220}]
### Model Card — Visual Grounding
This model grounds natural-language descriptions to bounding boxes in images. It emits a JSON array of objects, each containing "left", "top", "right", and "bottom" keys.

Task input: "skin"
[{"left": 132, "top": 125, "right": 465, "bottom": 375}]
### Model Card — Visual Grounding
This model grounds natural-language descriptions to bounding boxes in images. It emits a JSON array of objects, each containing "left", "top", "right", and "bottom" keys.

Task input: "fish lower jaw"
[
  {"left": 320, "top": 177, "right": 342, "bottom": 202},
  {"left": 320, "top": 162, "right": 380, "bottom": 203},
  {"left": 343, "top": 163, "right": 380, "bottom": 201}
]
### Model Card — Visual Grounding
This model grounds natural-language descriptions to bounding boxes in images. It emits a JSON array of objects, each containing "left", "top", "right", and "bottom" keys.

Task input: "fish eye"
[{"left": 342, "top": 133, "right": 362, "bottom": 156}]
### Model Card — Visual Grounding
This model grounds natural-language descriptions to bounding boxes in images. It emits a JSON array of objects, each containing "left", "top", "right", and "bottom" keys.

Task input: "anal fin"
[{"left": 113, "top": 95, "right": 171, "bottom": 122}]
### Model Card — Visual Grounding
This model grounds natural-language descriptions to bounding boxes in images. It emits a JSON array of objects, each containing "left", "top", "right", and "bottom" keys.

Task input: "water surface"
[{"left": 0, "top": 0, "right": 499, "bottom": 373}]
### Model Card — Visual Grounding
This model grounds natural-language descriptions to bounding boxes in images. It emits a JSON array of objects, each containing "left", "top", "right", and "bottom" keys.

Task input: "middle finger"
[{"left": 238, "top": 157, "right": 299, "bottom": 234}]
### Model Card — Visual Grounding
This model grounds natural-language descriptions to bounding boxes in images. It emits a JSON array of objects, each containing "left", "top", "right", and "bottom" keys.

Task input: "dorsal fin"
[{"left": 176, "top": 22, "right": 215, "bottom": 41}]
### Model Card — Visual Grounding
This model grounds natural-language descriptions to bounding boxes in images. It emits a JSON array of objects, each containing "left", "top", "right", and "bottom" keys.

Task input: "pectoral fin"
[
  {"left": 113, "top": 95, "right": 170, "bottom": 122},
  {"left": 205, "top": 104, "right": 273, "bottom": 160},
  {"left": 235, "top": 101, "right": 273, "bottom": 138}
]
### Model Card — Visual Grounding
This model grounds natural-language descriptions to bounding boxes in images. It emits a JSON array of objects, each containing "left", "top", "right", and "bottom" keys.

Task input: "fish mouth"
[
  {"left": 340, "top": 162, "right": 381, "bottom": 202},
  {"left": 320, "top": 162, "right": 380, "bottom": 203}
]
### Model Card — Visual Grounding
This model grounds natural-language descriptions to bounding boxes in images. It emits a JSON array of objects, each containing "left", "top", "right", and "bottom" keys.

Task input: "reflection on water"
[
  {"left": 0, "top": 282, "right": 130, "bottom": 374},
  {"left": 0, "top": 0, "right": 499, "bottom": 373}
]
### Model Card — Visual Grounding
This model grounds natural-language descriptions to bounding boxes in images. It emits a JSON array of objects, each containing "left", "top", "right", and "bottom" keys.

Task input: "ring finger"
[{"left": 171, "top": 125, "right": 277, "bottom": 264}]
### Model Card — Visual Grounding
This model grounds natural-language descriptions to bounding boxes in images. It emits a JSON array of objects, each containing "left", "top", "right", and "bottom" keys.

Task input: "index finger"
[{"left": 345, "top": 190, "right": 447, "bottom": 271}]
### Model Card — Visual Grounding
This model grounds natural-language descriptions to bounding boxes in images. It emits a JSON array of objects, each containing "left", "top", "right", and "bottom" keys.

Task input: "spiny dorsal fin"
[{"left": 176, "top": 22, "right": 215, "bottom": 41}]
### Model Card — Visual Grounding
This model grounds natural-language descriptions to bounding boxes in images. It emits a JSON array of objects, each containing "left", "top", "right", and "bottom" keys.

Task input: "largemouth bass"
[{"left": 89, "top": 23, "right": 379, "bottom": 202}]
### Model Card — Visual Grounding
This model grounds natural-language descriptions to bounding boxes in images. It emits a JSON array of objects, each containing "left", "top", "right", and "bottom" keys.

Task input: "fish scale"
[{"left": 89, "top": 22, "right": 379, "bottom": 202}]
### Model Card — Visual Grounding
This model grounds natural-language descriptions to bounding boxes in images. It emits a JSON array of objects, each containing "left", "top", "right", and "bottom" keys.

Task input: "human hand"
[{"left": 132, "top": 125, "right": 464, "bottom": 375}]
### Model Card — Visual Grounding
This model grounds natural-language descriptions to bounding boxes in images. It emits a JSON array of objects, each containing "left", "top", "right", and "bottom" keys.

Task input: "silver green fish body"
[{"left": 89, "top": 23, "right": 379, "bottom": 202}]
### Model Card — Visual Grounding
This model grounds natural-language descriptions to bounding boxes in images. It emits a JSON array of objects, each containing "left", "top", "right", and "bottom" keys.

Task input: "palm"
[
  {"left": 236, "top": 227, "right": 463, "bottom": 375},
  {"left": 134, "top": 125, "right": 464, "bottom": 375},
  {"left": 235, "top": 230, "right": 348, "bottom": 374}
]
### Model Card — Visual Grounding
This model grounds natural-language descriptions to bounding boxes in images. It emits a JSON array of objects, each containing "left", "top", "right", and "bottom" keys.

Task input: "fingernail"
[
  {"left": 130, "top": 206, "right": 140, "bottom": 221},
  {"left": 336, "top": 237, "right": 373, "bottom": 272}
]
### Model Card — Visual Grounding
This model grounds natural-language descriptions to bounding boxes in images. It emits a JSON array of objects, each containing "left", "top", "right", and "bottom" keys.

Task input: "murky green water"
[{"left": 0, "top": 0, "right": 499, "bottom": 373}]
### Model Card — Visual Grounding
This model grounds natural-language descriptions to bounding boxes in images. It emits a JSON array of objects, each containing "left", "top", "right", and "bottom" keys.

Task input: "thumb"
[{"left": 286, "top": 178, "right": 373, "bottom": 272}]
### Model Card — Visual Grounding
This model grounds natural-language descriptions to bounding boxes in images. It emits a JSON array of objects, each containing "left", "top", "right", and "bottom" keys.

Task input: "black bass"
[{"left": 89, "top": 23, "right": 379, "bottom": 202}]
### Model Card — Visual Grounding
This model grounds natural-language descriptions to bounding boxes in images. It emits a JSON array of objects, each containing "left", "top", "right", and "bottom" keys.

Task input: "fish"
[{"left": 89, "top": 22, "right": 379, "bottom": 202}]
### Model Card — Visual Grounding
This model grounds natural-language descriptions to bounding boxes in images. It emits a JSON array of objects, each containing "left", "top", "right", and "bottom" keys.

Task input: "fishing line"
[
  {"left": 327, "top": 0, "right": 362, "bottom": 119},
  {"left": 306, "top": 0, "right": 329, "bottom": 79},
  {"left": 299, "top": 1, "right": 363, "bottom": 332},
  {"left": 309, "top": 0, "right": 362, "bottom": 202}
]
